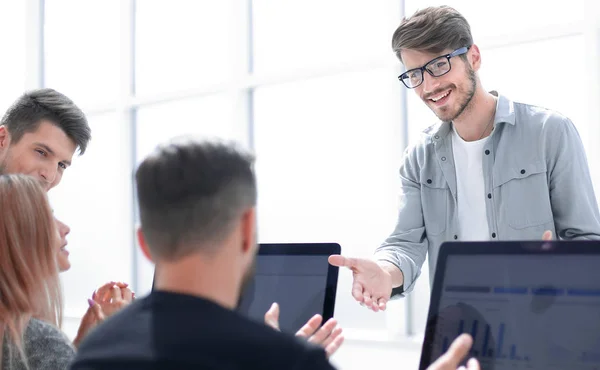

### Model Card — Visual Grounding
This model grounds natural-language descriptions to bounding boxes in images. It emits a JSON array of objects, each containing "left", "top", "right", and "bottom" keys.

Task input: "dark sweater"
[{"left": 71, "top": 291, "right": 336, "bottom": 370}]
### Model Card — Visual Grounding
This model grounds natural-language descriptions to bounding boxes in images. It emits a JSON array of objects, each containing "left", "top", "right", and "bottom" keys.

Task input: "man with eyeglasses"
[{"left": 330, "top": 6, "right": 600, "bottom": 311}]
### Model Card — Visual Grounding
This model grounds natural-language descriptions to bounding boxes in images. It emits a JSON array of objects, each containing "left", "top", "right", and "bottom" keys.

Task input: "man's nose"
[
  {"left": 39, "top": 165, "right": 57, "bottom": 188},
  {"left": 421, "top": 71, "right": 441, "bottom": 95}
]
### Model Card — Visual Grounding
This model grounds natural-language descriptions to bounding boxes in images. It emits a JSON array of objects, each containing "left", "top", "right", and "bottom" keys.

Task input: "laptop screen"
[
  {"left": 421, "top": 250, "right": 600, "bottom": 370},
  {"left": 236, "top": 243, "right": 340, "bottom": 334}
]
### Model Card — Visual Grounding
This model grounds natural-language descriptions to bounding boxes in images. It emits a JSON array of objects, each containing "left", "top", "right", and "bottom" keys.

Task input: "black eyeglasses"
[{"left": 398, "top": 46, "right": 471, "bottom": 89}]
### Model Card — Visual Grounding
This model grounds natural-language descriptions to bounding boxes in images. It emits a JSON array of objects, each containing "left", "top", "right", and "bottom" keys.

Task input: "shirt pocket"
[
  {"left": 494, "top": 161, "right": 553, "bottom": 229},
  {"left": 420, "top": 172, "right": 448, "bottom": 236}
]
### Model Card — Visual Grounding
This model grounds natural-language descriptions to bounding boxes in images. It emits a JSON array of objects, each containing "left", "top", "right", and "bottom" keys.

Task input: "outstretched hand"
[{"left": 328, "top": 255, "right": 392, "bottom": 312}]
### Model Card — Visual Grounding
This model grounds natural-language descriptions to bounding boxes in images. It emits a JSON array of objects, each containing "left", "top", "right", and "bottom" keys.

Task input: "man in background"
[{"left": 331, "top": 5, "right": 600, "bottom": 311}]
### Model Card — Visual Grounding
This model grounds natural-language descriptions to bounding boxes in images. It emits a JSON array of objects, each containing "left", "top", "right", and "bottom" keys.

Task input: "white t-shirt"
[{"left": 451, "top": 125, "right": 491, "bottom": 241}]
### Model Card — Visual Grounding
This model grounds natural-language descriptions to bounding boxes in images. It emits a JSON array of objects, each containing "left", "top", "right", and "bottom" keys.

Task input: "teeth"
[{"left": 431, "top": 91, "right": 450, "bottom": 102}]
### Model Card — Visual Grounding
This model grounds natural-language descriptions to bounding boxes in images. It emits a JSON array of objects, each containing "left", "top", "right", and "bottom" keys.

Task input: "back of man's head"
[
  {"left": 1, "top": 88, "right": 91, "bottom": 154},
  {"left": 135, "top": 137, "right": 257, "bottom": 261}
]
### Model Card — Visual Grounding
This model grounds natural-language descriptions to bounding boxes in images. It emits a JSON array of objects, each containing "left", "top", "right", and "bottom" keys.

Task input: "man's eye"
[
  {"left": 35, "top": 149, "right": 47, "bottom": 156},
  {"left": 58, "top": 163, "right": 67, "bottom": 170}
]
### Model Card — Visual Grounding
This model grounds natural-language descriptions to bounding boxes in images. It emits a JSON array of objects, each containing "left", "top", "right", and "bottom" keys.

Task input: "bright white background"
[{"left": 3, "top": 1, "right": 597, "bottom": 369}]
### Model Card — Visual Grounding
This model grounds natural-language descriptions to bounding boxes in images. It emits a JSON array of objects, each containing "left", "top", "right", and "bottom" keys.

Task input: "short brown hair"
[
  {"left": 1, "top": 88, "right": 91, "bottom": 154},
  {"left": 391, "top": 6, "right": 473, "bottom": 63}
]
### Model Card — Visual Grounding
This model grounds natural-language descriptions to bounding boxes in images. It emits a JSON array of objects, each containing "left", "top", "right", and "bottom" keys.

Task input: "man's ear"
[
  {"left": 241, "top": 208, "right": 257, "bottom": 254},
  {"left": 468, "top": 44, "right": 482, "bottom": 72},
  {"left": 0, "top": 126, "right": 10, "bottom": 149},
  {"left": 137, "top": 227, "right": 153, "bottom": 262}
]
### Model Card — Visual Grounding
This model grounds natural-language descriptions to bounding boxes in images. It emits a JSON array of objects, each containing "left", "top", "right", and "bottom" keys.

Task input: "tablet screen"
[
  {"left": 237, "top": 253, "right": 333, "bottom": 333},
  {"left": 421, "top": 254, "right": 600, "bottom": 370}
]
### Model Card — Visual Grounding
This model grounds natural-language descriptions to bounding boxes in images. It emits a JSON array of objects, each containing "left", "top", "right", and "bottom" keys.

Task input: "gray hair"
[{"left": 135, "top": 136, "right": 257, "bottom": 260}]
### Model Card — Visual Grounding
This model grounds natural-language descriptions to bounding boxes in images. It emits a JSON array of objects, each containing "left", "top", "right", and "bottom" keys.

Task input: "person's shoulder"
[
  {"left": 513, "top": 100, "right": 574, "bottom": 133},
  {"left": 25, "top": 318, "right": 73, "bottom": 349},
  {"left": 24, "top": 318, "right": 75, "bottom": 369},
  {"left": 74, "top": 294, "right": 336, "bottom": 370}
]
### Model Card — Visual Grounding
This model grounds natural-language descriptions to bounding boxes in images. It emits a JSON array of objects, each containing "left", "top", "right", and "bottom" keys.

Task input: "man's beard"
[
  {"left": 0, "top": 153, "right": 7, "bottom": 175},
  {"left": 235, "top": 255, "right": 257, "bottom": 309},
  {"left": 0, "top": 147, "right": 15, "bottom": 175},
  {"left": 431, "top": 66, "right": 477, "bottom": 122}
]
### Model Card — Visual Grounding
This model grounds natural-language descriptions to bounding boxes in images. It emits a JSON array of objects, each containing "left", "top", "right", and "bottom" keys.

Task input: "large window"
[
  {"left": 135, "top": 1, "right": 246, "bottom": 96},
  {"left": 254, "top": 67, "right": 404, "bottom": 332},
  {"left": 44, "top": 0, "right": 121, "bottom": 108},
  {"left": 0, "top": 1, "right": 27, "bottom": 110}
]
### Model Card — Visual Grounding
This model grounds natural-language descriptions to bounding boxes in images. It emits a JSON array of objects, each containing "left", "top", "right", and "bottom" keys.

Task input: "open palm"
[{"left": 328, "top": 255, "right": 392, "bottom": 312}]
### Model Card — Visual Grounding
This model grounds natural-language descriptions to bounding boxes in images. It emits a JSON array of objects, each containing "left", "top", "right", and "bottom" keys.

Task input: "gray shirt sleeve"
[
  {"left": 545, "top": 116, "right": 600, "bottom": 239},
  {"left": 5, "top": 318, "right": 76, "bottom": 370},
  {"left": 374, "top": 145, "right": 428, "bottom": 295}
]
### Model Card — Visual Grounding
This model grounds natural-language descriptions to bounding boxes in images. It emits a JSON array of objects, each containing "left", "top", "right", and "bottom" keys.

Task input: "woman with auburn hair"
[{"left": 0, "top": 174, "right": 74, "bottom": 369}]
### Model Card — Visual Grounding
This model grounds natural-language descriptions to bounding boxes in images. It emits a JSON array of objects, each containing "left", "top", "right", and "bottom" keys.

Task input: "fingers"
[
  {"left": 309, "top": 318, "right": 337, "bottom": 344},
  {"left": 88, "top": 299, "right": 106, "bottom": 322},
  {"left": 351, "top": 281, "right": 364, "bottom": 303},
  {"left": 328, "top": 255, "right": 356, "bottom": 269},
  {"left": 377, "top": 297, "right": 387, "bottom": 311},
  {"left": 264, "top": 302, "right": 280, "bottom": 330},
  {"left": 94, "top": 281, "right": 134, "bottom": 304},
  {"left": 300, "top": 317, "right": 343, "bottom": 358},
  {"left": 363, "top": 292, "right": 373, "bottom": 307},
  {"left": 323, "top": 329, "right": 344, "bottom": 358},
  {"left": 80, "top": 302, "right": 96, "bottom": 328},
  {"left": 429, "top": 333, "right": 473, "bottom": 370},
  {"left": 121, "top": 287, "right": 134, "bottom": 302},
  {"left": 111, "top": 285, "right": 123, "bottom": 301},
  {"left": 296, "top": 314, "right": 323, "bottom": 338},
  {"left": 542, "top": 230, "right": 553, "bottom": 241},
  {"left": 94, "top": 282, "right": 117, "bottom": 303},
  {"left": 466, "top": 358, "right": 480, "bottom": 370},
  {"left": 363, "top": 293, "right": 382, "bottom": 312}
]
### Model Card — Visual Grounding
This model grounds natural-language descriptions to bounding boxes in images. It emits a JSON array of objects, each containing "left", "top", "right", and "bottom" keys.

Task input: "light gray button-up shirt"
[{"left": 375, "top": 92, "right": 600, "bottom": 295}]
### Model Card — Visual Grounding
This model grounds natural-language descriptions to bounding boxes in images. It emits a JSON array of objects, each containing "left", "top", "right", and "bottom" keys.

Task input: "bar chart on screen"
[{"left": 433, "top": 284, "right": 600, "bottom": 369}]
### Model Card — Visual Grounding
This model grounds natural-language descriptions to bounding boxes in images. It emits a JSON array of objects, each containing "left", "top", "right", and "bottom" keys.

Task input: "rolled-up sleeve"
[
  {"left": 374, "top": 147, "right": 428, "bottom": 295},
  {"left": 546, "top": 117, "right": 600, "bottom": 239}
]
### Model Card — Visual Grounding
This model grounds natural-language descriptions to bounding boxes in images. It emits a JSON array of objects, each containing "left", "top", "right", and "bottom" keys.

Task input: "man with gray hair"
[
  {"left": 70, "top": 137, "right": 480, "bottom": 370},
  {"left": 70, "top": 138, "right": 339, "bottom": 369},
  {"left": 331, "top": 5, "right": 600, "bottom": 310}
]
